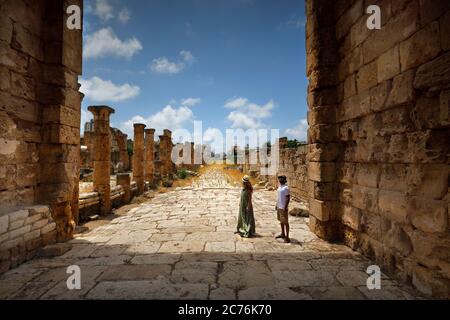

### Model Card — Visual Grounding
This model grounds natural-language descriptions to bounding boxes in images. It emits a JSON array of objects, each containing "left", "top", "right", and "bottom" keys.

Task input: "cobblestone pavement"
[{"left": 0, "top": 168, "right": 422, "bottom": 300}]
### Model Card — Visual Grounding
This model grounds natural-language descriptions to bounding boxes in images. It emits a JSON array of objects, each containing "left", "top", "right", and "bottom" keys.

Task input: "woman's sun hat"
[{"left": 242, "top": 175, "right": 250, "bottom": 182}]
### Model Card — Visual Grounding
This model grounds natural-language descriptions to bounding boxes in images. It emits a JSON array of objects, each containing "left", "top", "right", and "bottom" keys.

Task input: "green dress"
[{"left": 237, "top": 189, "right": 256, "bottom": 238}]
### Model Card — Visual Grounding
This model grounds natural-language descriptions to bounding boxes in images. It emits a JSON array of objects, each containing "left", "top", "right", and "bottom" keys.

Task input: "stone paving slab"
[{"left": 0, "top": 168, "right": 424, "bottom": 300}]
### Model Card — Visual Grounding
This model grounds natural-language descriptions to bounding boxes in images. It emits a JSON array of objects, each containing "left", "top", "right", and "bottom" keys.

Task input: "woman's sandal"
[{"left": 275, "top": 234, "right": 285, "bottom": 239}]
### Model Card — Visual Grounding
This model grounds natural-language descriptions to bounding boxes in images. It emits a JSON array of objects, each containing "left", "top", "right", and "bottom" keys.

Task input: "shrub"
[{"left": 178, "top": 169, "right": 188, "bottom": 179}]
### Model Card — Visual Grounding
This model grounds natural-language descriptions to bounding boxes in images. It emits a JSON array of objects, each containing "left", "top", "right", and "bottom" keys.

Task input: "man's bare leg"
[
  {"left": 284, "top": 223, "right": 290, "bottom": 243},
  {"left": 276, "top": 223, "right": 285, "bottom": 239}
]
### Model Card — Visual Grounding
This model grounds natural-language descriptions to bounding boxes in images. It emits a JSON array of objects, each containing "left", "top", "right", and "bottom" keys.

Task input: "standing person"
[
  {"left": 235, "top": 175, "right": 256, "bottom": 238},
  {"left": 275, "top": 175, "right": 290, "bottom": 243}
]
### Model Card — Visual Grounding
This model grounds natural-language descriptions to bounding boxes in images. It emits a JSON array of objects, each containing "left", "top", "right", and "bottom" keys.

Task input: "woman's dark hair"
[{"left": 243, "top": 180, "right": 253, "bottom": 192}]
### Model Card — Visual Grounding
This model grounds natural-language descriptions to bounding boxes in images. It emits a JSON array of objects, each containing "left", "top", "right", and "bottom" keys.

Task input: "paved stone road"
[{"left": 0, "top": 168, "right": 422, "bottom": 300}]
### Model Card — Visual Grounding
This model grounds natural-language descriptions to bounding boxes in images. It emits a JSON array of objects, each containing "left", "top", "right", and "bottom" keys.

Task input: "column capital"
[
  {"left": 134, "top": 123, "right": 146, "bottom": 130},
  {"left": 145, "top": 128, "right": 156, "bottom": 135},
  {"left": 88, "top": 105, "right": 115, "bottom": 117}
]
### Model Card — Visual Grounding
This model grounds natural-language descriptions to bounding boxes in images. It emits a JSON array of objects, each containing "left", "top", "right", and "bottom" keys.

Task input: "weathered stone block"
[
  {"left": 0, "top": 40, "right": 28, "bottom": 73},
  {"left": 440, "top": 90, "right": 450, "bottom": 126},
  {"left": 41, "top": 222, "right": 56, "bottom": 234},
  {"left": 406, "top": 130, "right": 448, "bottom": 163},
  {"left": 307, "top": 143, "right": 340, "bottom": 162},
  {"left": 406, "top": 164, "right": 448, "bottom": 199},
  {"left": 11, "top": 22, "right": 44, "bottom": 61},
  {"left": 307, "top": 105, "right": 336, "bottom": 126},
  {"left": 309, "top": 199, "right": 337, "bottom": 222},
  {"left": 356, "top": 60, "right": 377, "bottom": 92},
  {"left": 41, "top": 124, "right": 80, "bottom": 145},
  {"left": 386, "top": 70, "right": 415, "bottom": 108},
  {"left": 308, "top": 87, "right": 338, "bottom": 107},
  {"left": 342, "top": 205, "right": 361, "bottom": 231},
  {"left": 419, "top": 0, "right": 450, "bottom": 25},
  {"left": 349, "top": 14, "right": 371, "bottom": 49},
  {"left": 9, "top": 219, "right": 25, "bottom": 231},
  {"left": 412, "top": 264, "right": 450, "bottom": 298},
  {"left": 308, "top": 162, "right": 336, "bottom": 182},
  {"left": 354, "top": 163, "right": 380, "bottom": 188},
  {"left": 8, "top": 209, "right": 29, "bottom": 223},
  {"left": 362, "top": 0, "right": 420, "bottom": 63},
  {"left": 410, "top": 95, "right": 441, "bottom": 130},
  {"left": 414, "top": 51, "right": 450, "bottom": 90},
  {"left": 350, "top": 185, "right": 379, "bottom": 214},
  {"left": 10, "top": 71, "right": 35, "bottom": 101},
  {"left": 23, "top": 229, "right": 40, "bottom": 242},
  {"left": 377, "top": 45, "right": 400, "bottom": 82},
  {"left": 308, "top": 124, "right": 337, "bottom": 143},
  {"left": 343, "top": 74, "right": 356, "bottom": 99},
  {"left": 0, "top": 237, "right": 22, "bottom": 250},
  {"left": 0, "top": 215, "right": 8, "bottom": 234},
  {"left": 361, "top": 211, "right": 382, "bottom": 241},
  {"left": 28, "top": 205, "right": 50, "bottom": 217},
  {"left": 8, "top": 225, "right": 31, "bottom": 240},
  {"left": 399, "top": 21, "right": 441, "bottom": 72},
  {"left": 378, "top": 190, "right": 407, "bottom": 223},
  {"left": 441, "top": 10, "right": 450, "bottom": 51},
  {"left": 382, "top": 223, "right": 412, "bottom": 257},
  {"left": 31, "top": 219, "right": 48, "bottom": 231},
  {"left": 408, "top": 197, "right": 448, "bottom": 233},
  {"left": 336, "top": 0, "right": 363, "bottom": 41},
  {"left": 41, "top": 105, "right": 81, "bottom": 128},
  {"left": 379, "top": 164, "right": 407, "bottom": 192}
]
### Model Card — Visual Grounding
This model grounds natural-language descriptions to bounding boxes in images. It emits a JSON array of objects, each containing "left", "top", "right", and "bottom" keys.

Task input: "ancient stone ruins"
[{"left": 0, "top": 0, "right": 449, "bottom": 299}]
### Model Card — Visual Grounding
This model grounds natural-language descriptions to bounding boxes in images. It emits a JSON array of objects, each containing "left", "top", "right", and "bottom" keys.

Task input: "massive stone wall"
[
  {"left": 275, "top": 140, "right": 309, "bottom": 202},
  {"left": 0, "top": 0, "right": 83, "bottom": 272},
  {"left": 306, "top": 0, "right": 450, "bottom": 298}
]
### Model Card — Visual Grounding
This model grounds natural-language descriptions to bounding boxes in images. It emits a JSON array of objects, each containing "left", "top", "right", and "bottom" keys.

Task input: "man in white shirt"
[{"left": 275, "top": 175, "right": 290, "bottom": 243}]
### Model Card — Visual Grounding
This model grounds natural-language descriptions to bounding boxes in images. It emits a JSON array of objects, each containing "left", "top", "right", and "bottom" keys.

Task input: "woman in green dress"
[{"left": 235, "top": 175, "right": 256, "bottom": 238}]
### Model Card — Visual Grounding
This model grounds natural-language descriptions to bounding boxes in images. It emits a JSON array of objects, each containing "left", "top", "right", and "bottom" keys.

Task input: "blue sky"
[{"left": 80, "top": 0, "right": 308, "bottom": 147}]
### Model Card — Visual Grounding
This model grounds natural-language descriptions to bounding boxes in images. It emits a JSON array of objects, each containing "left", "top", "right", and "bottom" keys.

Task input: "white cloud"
[
  {"left": 181, "top": 98, "right": 201, "bottom": 108},
  {"left": 225, "top": 97, "right": 248, "bottom": 109},
  {"left": 118, "top": 8, "right": 131, "bottom": 24},
  {"left": 180, "top": 50, "right": 196, "bottom": 64},
  {"left": 285, "top": 119, "right": 308, "bottom": 141},
  {"left": 87, "top": 1, "right": 133, "bottom": 24},
  {"left": 79, "top": 76, "right": 140, "bottom": 102},
  {"left": 91, "top": 0, "right": 114, "bottom": 21},
  {"left": 84, "top": 27, "right": 142, "bottom": 59},
  {"left": 150, "top": 50, "right": 196, "bottom": 75},
  {"left": 150, "top": 57, "right": 184, "bottom": 75},
  {"left": 225, "top": 98, "right": 276, "bottom": 130},
  {"left": 119, "top": 105, "right": 194, "bottom": 137}
]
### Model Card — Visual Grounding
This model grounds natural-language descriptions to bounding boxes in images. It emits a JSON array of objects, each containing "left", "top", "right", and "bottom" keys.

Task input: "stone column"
[
  {"left": 133, "top": 123, "right": 146, "bottom": 195},
  {"left": 159, "top": 129, "right": 173, "bottom": 176},
  {"left": 117, "top": 173, "right": 131, "bottom": 204},
  {"left": 145, "top": 128, "right": 155, "bottom": 184},
  {"left": 118, "top": 133, "right": 129, "bottom": 172},
  {"left": 88, "top": 106, "right": 115, "bottom": 216},
  {"left": 305, "top": 0, "right": 340, "bottom": 242},
  {"left": 190, "top": 142, "right": 195, "bottom": 169}
]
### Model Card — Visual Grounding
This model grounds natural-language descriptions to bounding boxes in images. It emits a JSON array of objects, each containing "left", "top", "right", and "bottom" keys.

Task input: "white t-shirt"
[{"left": 276, "top": 184, "right": 290, "bottom": 209}]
